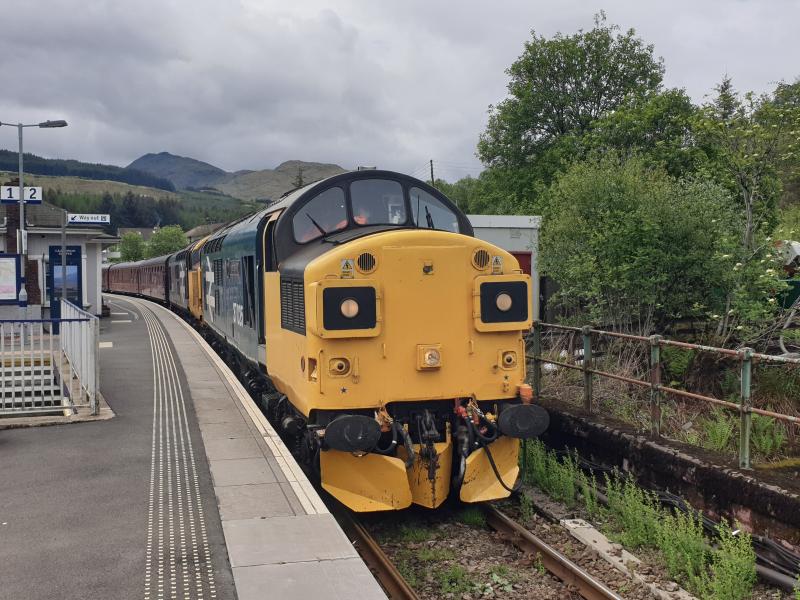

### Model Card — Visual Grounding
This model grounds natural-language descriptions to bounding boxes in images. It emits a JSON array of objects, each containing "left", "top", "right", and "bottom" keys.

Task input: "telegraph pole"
[{"left": 430, "top": 159, "right": 435, "bottom": 189}]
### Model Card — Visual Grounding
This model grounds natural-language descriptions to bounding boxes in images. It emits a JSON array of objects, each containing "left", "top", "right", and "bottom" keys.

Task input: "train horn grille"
[
  {"left": 357, "top": 252, "right": 377, "bottom": 274},
  {"left": 472, "top": 248, "right": 491, "bottom": 270}
]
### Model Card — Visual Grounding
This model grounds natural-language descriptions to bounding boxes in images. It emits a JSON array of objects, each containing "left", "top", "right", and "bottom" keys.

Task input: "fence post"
[
  {"left": 92, "top": 317, "right": 99, "bottom": 415},
  {"left": 531, "top": 322, "right": 542, "bottom": 402},
  {"left": 739, "top": 347, "right": 753, "bottom": 469},
  {"left": 582, "top": 326, "right": 593, "bottom": 412},
  {"left": 649, "top": 335, "right": 662, "bottom": 437}
]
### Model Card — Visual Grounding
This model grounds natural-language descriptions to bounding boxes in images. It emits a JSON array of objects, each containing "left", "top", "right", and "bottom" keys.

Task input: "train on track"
[{"left": 103, "top": 169, "right": 549, "bottom": 511}]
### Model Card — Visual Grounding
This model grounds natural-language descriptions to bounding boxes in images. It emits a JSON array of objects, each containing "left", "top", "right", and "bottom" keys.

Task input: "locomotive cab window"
[
  {"left": 410, "top": 187, "right": 459, "bottom": 232},
  {"left": 350, "top": 179, "right": 406, "bottom": 226},
  {"left": 293, "top": 187, "right": 347, "bottom": 243}
]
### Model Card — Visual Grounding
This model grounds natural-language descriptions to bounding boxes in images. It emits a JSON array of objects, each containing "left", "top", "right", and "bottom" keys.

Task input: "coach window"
[
  {"left": 410, "top": 187, "right": 459, "bottom": 233},
  {"left": 293, "top": 187, "right": 347, "bottom": 243},
  {"left": 350, "top": 179, "right": 406, "bottom": 226}
]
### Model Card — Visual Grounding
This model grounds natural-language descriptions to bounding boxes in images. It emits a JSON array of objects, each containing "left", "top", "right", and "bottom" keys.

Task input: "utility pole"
[
  {"left": 430, "top": 159, "right": 435, "bottom": 189},
  {"left": 17, "top": 124, "right": 26, "bottom": 309}
]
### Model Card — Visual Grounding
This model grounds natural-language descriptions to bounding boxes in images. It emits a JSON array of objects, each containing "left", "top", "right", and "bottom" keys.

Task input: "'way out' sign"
[{"left": 68, "top": 213, "right": 110, "bottom": 224}]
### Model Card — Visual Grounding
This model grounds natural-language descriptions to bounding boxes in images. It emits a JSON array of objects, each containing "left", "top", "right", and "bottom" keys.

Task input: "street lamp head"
[{"left": 38, "top": 120, "right": 68, "bottom": 128}]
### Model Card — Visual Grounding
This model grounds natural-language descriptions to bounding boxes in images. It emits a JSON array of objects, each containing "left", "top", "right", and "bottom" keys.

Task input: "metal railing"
[
  {"left": 528, "top": 322, "right": 800, "bottom": 469},
  {"left": 0, "top": 301, "right": 99, "bottom": 417},
  {"left": 60, "top": 299, "right": 100, "bottom": 415}
]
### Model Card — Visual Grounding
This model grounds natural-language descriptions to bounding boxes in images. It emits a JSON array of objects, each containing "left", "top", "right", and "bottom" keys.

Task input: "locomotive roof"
[{"left": 198, "top": 169, "right": 472, "bottom": 271}]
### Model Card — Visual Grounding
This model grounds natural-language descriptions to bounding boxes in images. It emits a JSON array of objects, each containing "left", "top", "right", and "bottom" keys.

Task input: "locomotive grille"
[
  {"left": 472, "top": 248, "right": 491, "bottom": 270},
  {"left": 280, "top": 277, "right": 306, "bottom": 334},
  {"left": 356, "top": 252, "right": 377, "bottom": 274}
]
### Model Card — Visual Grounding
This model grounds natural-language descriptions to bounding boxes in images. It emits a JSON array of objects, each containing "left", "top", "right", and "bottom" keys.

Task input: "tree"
[
  {"left": 119, "top": 231, "right": 146, "bottom": 262},
  {"left": 145, "top": 225, "right": 188, "bottom": 258},
  {"left": 478, "top": 13, "right": 664, "bottom": 179},
  {"left": 540, "top": 156, "right": 740, "bottom": 335},
  {"left": 695, "top": 77, "right": 800, "bottom": 252},
  {"left": 581, "top": 88, "right": 704, "bottom": 178},
  {"left": 292, "top": 166, "right": 305, "bottom": 189}
]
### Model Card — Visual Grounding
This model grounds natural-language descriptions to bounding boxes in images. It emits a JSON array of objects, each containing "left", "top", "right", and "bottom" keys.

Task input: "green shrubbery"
[{"left": 521, "top": 441, "right": 758, "bottom": 599}]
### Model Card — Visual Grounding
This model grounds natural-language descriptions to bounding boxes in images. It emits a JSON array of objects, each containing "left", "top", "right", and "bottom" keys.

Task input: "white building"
[{"left": 0, "top": 202, "right": 118, "bottom": 319}]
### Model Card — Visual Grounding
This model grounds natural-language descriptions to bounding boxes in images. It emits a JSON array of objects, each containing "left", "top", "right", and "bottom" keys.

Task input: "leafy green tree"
[
  {"left": 478, "top": 12, "right": 664, "bottom": 203},
  {"left": 119, "top": 231, "right": 146, "bottom": 262},
  {"left": 145, "top": 225, "right": 188, "bottom": 258},
  {"left": 540, "top": 156, "right": 740, "bottom": 334},
  {"left": 695, "top": 77, "right": 800, "bottom": 251},
  {"left": 581, "top": 88, "right": 704, "bottom": 178}
]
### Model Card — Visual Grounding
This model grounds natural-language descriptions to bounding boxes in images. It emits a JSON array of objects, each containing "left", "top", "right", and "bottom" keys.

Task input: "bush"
[
  {"left": 698, "top": 520, "right": 757, "bottom": 600},
  {"left": 540, "top": 156, "right": 738, "bottom": 334}
]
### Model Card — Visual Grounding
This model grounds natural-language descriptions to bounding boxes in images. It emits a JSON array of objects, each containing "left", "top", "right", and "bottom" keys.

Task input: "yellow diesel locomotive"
[{"left": 106, "top": 169, "right": 548, "bottom": 511}]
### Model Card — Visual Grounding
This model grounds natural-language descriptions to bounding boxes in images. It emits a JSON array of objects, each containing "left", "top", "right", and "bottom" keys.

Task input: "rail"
[
  {"left": 527, "top": 321, "right": 800, "bottom": 469},
  {"left": 331, "top": 505, "right": 420, "bottom": 600},
  {"left": 483, "top": 505, "right": 622, "bottom": 600}
]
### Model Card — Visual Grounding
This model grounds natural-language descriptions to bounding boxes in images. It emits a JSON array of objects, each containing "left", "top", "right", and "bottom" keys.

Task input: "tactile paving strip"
[{"left": 141, "top": 305, "right": 218, "bottom": 600}]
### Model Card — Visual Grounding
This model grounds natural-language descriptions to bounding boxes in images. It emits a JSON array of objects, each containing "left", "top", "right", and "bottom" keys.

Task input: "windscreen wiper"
[
  {"left": 306, "top": 213, "right": 327, "bottom": 236},
  {"left": 425, "top": 206, "right": 434, "bottom": 229}
]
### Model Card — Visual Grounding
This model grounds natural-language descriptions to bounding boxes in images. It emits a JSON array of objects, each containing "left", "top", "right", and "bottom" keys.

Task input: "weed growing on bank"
[{"left": 521, "top": 441, "right": 757, "bottom": 600}]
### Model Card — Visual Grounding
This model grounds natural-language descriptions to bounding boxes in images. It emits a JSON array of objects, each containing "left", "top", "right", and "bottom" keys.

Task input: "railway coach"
[{"left": 105, "top": 169, "right": 549, "bottom": 512}]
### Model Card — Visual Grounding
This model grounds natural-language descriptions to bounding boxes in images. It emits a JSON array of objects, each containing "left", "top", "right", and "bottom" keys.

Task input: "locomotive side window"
[
  {"left": 293, "top": 187, "right": 347, "bottom": 243},
  {"left": 350, "top": 179, "right": 406, "bottom": 226},
  {"left": 241, "top": 256, "right": 255, "bottom": 328},
  {"left": 410, "top": 187, "right": 459, "bottom": 233}
]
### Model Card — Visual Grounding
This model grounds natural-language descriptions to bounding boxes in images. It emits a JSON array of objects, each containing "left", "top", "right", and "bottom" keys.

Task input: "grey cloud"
[{"left": 1, "top": 0, "right": 798, "bottom": 179}]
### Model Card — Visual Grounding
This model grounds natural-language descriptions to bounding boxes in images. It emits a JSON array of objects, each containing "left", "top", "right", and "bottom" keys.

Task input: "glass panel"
[
  {"left": 350, "top": 179, "right": 406, "bottom": 226},
  {"left": 409, "top": 187, "right": 459, "bottom": 232},
  {"left": 293, "top": 187, "right": 347, "bottom": 243}
]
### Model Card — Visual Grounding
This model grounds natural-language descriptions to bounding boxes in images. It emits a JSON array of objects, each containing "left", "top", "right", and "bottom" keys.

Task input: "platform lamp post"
[{"left": 0, "top": 119, "right": 68, "bottom": 314}]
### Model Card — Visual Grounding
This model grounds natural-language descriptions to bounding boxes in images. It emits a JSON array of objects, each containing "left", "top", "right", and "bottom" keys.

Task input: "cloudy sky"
[{"left": 1, "top": 0, "right": 798, "bottom": 180}]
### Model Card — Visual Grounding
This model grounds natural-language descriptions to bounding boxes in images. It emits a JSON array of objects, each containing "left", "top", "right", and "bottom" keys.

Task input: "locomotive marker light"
[
  {"left": 496, "top": 292, "right": 513, "bottom": 312},
  {"left": 340, "top": 298, "right": 359, "bottom": 318}
]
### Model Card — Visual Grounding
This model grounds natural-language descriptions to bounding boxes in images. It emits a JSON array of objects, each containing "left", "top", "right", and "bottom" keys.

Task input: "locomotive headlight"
[
  {"left": 424, "top": 349, "right": 441, "bottom": 367},
  {"left": 340, "top": 298, "right": 360, "bottom": 318},
  {"left": 496, "top": 293, "right": 513, "bottom": 312}
]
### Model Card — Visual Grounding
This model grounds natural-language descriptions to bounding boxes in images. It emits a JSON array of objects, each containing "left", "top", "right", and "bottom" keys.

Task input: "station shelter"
[
  {"left": 468, "top": 214, "right": 541, "bottom": 321},
  {"left": 0, "top": 202, "right": 119, "bottom": 320}
]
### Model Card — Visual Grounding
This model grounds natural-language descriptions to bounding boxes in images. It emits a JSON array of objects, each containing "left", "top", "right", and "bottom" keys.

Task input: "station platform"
[{"left": 0, "top": 294, "right": 386, "bottom": 600}]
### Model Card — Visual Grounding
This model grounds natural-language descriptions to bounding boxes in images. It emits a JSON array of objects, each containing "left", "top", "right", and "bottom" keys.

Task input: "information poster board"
[{"left": 0, "top": 254, "right": 20, "bottom": 303}]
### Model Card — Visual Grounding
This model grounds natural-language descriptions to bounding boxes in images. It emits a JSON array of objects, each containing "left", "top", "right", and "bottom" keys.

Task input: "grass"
[
  {"left": 436, "top": 564, "right": 475, "bottom": 595},
  {"left": 458, "top": 506, "right": 487, "bottom": 528},
  {"left": 394, "top": 524, "right": 431, "bottom": 543},
  {"left": 521, "top": 441, "right": 758, "bottom": 600},
  {"left": 416, "top": 547, "right": 455, "bottom": 561}
]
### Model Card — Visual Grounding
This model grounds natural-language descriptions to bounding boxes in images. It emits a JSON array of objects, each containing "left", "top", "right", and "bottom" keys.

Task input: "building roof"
[
  {"left": 118, "top": 227, "right": 158, "bottom": 241},
  {"left": 185, "top": 223, "right": 225, "bottom": 240}
]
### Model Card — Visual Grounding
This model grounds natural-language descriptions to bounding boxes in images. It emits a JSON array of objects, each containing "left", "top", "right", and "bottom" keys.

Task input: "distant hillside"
[
  {"left": 216, "top": 160, "right": 347, "bottom": 201},
  {"left": 0, "top": 150, "right": 175, "bottom": 191},
  {"left": 127, "top": 152, "right": 227, "bottom": 190},
  {"left": 127, "top": 152, "right": 347, "bottom": 201},
  {"left": 0, "top": 170, "right": 178, "bottom": 199}
]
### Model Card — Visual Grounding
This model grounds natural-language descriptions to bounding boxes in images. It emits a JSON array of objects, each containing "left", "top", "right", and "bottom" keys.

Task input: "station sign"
[
  {"left": 68, "top": 213, "right": 111, "bottom": 225},
  {"left": 1, "top": 185, "right": 43, "bottom": 204}
]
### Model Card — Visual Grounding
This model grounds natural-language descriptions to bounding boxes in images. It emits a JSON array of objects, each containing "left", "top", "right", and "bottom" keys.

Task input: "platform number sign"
[{"left": 1, "top": 186, "right": 43, "bottom": 204}]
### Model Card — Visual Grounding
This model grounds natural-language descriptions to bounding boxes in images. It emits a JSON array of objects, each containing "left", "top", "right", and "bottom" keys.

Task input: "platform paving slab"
[{"left": 136, "top": 297, "right": 387, "bottom": 600}]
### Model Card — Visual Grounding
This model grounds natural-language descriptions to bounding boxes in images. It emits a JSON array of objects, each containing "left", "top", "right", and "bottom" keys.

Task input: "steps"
[{"left": 0, "top": 362, "right": 67, "bottom": 413}]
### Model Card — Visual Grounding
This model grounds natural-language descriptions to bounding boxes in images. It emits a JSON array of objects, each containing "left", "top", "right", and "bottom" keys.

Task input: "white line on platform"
[
  {"left": 99, "top": 342, "right": 114, "bottom": 349},
  {"left": 110, "top": 312, "right": 128, "bottom": 315},
  {"left": 111, "top": 320, "right": 132, "bottom": 323}
]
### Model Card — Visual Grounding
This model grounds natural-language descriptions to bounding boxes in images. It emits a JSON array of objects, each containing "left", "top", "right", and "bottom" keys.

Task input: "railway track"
[
  {"left": 332, "top": 504, "right": 421, "bottom": 600},
  {"left": 483, "top": 504, "right": 623, "bottom": 600},
  {"left": 335, "top": 500, "right": 623, "bottom": 600}
]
